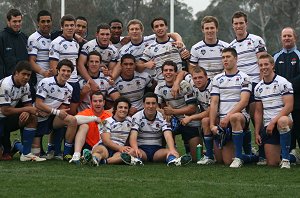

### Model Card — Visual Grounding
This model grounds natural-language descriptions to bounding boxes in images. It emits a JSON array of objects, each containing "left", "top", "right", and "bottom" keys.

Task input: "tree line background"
[{"left": 0, "top": 0, "right": 299, "bottom": 54}]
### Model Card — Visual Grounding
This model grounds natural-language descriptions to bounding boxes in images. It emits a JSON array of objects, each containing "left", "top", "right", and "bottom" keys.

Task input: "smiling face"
[
  {"left": 162, "top": 65, "right": 177, "bottom": 85},
  {"left": 7, "top": 15, "right": 22, "bottom": 32},
  {"left": 202, "top": 22, "right": 218, "bottom": 43},
  {"left": 38, "top": 15, "right": 52, "bottom": 35},
  {"left": 114, "top": 101, "right": 129, "bottom": 120},
  {"left": 128, "top": 23, "right": 143, "bottom": 42},
  {"left": 91, "top": 94, "right": 105, "bottom": 114},
  {"left": 144, "top": 97, "right": 158, "bottom": 117},
  {"left": 152, "top": 20, "right": 168, "bottom": 38},
  {"left": 258, "top": 57, "right": 274, "bottom": 79},
  {"left": 57, "top": 65, "right": 72, "bottom": 83},
  {"left": 110, "top": 22, "right": 123, "bottom": 41},
  {"left": 232, "top": 17, "right": 247, "bottom": 38},
  {"left": 62, "top": 20, "right": 75, "bottom": 39},
  {"left": 87, "top": 55, "right": 101, "bottom": 76},
  {"left": 281, "top": 28, "right": 296, "bottom": 50}
]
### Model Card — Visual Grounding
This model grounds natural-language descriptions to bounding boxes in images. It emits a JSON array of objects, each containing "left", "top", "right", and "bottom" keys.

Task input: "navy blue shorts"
[
  {"left": 249, "top": 82, "right": 258, "bottom": 104},
  {"left": 175, "top": 125, "right": 200, "bottom": 142},
  {"left": 36, "top": 116, "right": 55, "bottom": 137},
  {"left": 68, "top": 81, "right": 80, "bottom": 103},
  {"left": 260, "top": 126, "right": 280, "bottom": 145},
  {"left": 139, "top": 145, "right": 164, "bottom": 162}
]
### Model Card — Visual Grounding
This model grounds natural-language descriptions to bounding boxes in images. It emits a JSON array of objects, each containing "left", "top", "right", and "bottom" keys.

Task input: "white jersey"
[
  {"left": 78, "top": 73, "right": 118, "bottom": 112},
  {"left": 80, "top": 39, "right": 118, "bottom": 67},
  {"left": 229, "top": 33, "right": 266, "bottom": 83},
  {"left": 254, "top": 75, "right": 293, "bottom": 126},
  {"left": 115, "top": 71, "right": 152, "bottom": 110},
  {"left": 27, "top": 31, "right": 51, "bottom": 83},
  {"left": 154, "top": 75, "right": 199, "bottom": 127},
  {"left": 190, "top": 39, "right": 229, "bottom": 79},
  {"left": 193, "top": 79, "right": 212, "bottom": 111},
  {"left": 36, "top": 76, "right": 73, "bottom": 122},
  {"left": 211, "top": 71, "right": 252, "bottom": 119},
  {"left": 0, "top": 76, "right": 32, "bottom": 118},
  {"left": 49, "top": 36, "right": 79, "bottom": 83},
  {"left": 99, "top": 116, "right": 132, "bottom": 146},
  {"left": 118, "top": 35, "right": 156, "bottom": 61},
  {"left": 141, "top": 37, "right": 183, "bottom": 82},
  {"left": 131, "top": 110, "right": 171, "bottom": 146}
]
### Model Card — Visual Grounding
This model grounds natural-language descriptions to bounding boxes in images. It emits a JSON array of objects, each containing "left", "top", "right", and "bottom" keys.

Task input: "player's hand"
[
  {"left": 37, "top": 110, "right": 50, "bottom": 117},
  {"left": 171, "top": 83, "right": 180, "bottom": 98},
  {"left": 210, "top": 125, "right": 218, "bottom": 135},
  {"left": 133, "top": 148, "right": 143, "bottom": 159},
  {"left": 255, "top": 133, "right": 262, "bottom": 145},
  {"left": 101, "top": 65, "right": 111, "bottom": 77},
  {"left": 82, "top": 79, "right": 91, "bottom": 95},
  {"left": 220, "top": 116, "right": 229, "bottom": 128},
  {"left": 58, "top": 108, "right": 70, "bottom": 120},
  {"left": 74, "top": 33, "right": 87, "bottom": 43},
  {"left": 119, "top": 146, "right": 131, "bottom": 153},
  {"left": 144, "top": 59, "right": 156, "bottom": 69},
  {"left": 120, "top": 36, "right": 131, "bottom": 46},
  {"left": 42, "top": 69, "right": 53, "bottom": 77},
  {"left": 266, "top": 121, "right": 275, "bottom": 135},
  {"left": 163, "top": 106, "right": 174, "bottom": 116},
  {"left": 90, "top": 80, "right": 100, "bottom": 93},
  {"left": 172, "top": 41, "right": 184, "bottom": 48},
  {"left": 19, "top": 112, "right": 30, "bottom": 123},
  {"left": 181, "top": 115, "right": 191, "bottom": 126},
  {"left": 180, "top": 48, "right": 190, "bottom": 60},
  {"left": 129, "top": 107, "right": 138, "bottom": 116},
  {"left": 167, "top": 149, "right": 179, "bottom": 158},
  {"left": 26, "top": 106, "right": 38, "bottom": 115}
]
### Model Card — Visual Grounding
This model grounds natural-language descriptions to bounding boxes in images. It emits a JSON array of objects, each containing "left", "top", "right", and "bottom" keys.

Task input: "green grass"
[{"left": 1, "top": 132, "right": 300, "bottom": 197}]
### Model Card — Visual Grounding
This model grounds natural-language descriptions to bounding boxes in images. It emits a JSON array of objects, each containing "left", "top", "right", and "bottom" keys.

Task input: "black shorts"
[
  {"left": 260, "top": 126, "right": 280, "bottom": 145},
  {"left": 68, "top": 81, "right": 80, "bottom": 103},
  {"left": 175, "top": 125, "right": 201, "bottom": 142}
]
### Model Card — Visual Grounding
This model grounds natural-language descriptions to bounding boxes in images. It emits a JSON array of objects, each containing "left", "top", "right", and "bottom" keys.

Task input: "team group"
[{"left": 0, "top": 8, "right": 299, "bottom": 168}]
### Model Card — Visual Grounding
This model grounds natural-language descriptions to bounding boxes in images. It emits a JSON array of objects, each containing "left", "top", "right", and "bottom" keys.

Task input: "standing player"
[
  {"left": 115, "top": 54, "right": 153, "bottom": 116},
  {"left": 78, "top": 51, "right": 119, "bottom": 111},
  {"left": 210, "top": 48, "right": 258, "bottom": 168},
  {"left": 0, "top": 61, "right": 45, "bottom": 161},
  {"left": 35, "top": 59, "right": 77, "bottom": 160},
  {"left": 77, "top": 23, "right": 118, "bottom": 93},
  {"left": 189, "top": 16, "right": 229, "bottom": 78},
  {"left": 109, "top": 19, "right": 127, "bottom": 50},
  {"left": 254, "top": 54, "right": 299, "bottom": 168},
  {"left": 155, "top": 61, "right": 201, "bottom": 161},
  {"left": 49, "top": 14, "right": 80, "bottom": 115},
  {"left": 273, "top": 27, "right": 300, "bottom": 151},
  {"left": 229, "top": 11, "right": 267, "bottom": 154},
  {"left": 121, "top": 92, "right": 191, "bottom": 166}
]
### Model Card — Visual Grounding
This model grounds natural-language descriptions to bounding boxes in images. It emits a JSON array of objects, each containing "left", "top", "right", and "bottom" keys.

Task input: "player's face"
[
  {"left": 281, "top": 28, "right": 296, "bottom": 49},
  {"left": 110, "top": 22, "right": 123, "bottom": 40},
  {"left": 62, "top": 20, "right": 75, "bottom": 39},
  {"left": 87, "top": 55, "right": 101, "bottom": 74},
  {"left": 57, "top": 65, "right": 72, "bottom": 83},
  {"left": 128, "top": 24, "right": 143, "bottom": 41},
  {"left": 192, "top": 71, "right": 208, "bottom": 90},
  {"left": 232, "top": 17, "right": 247, "bottom": 36},
  {"left": 258, "top": 58, "right": 274, "bottom": 78},
  {"left": 115, "top": 102, "right": 129, "bottom": 119},
  {"left": 144, "top": 97, "right": 157, "bottom": 116},
  {"left": 14, "top": 69, "right": 31, "bottom": 86},
  {"left": 202, "top": 22, "right": 217, "bottom": 41},
  {"left": 222, "top": 51, "right": 237, "bottom": 71},
  {"left": 97, "top": 29, "right": 111, "bottom": 46},
  {"left": 7, "top": 15, "right": 22, "bottom": 32},
  {"left": 163, "top": 65, "right": 177, "bottom": 83},
  {"left": 121, "top": 58, "right": 135, "bottom": 77},
  {"left": 75, "top": 19, "right": 87, "bottom": 38},
  {"left": 38, "top": 16, "right": 52, "bottom": 35},
  {"left": 91, "top": 94, "right": 105, "bottom": 113},
  {"left": 152, "top": 20, "right": 167, "bottom": 38}
]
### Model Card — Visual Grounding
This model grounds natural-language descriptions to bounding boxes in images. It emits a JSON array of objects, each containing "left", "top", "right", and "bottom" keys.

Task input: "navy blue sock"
[
  {"left": 279, "top": 130, "right": 291, "bottom": 160},
  {"left": 22, "top": 128, "right": 36, "bottom": 155},
  {"left": 204, "top": 134, "right": 214, "bottom": 159},
  {"left": 258, "top": 145, "right": 265, "bottom": 158},
  {"left": 15, "top": 142, "right": 23, "bottom": 153},
  {"left": 53, "top": 128, "right": 65, "bottom": 155},
  {"left": 47, "top": 143, "right": 54, "bottom": 152},
  {"left": 63, "top": 140, "right": 73, "bottom": 156},
  {"left": 232, "top": 130, "right": 244, "bottom": 159},
  {"left": 243, "top": 129, "right": 252, "bottom": 154}
]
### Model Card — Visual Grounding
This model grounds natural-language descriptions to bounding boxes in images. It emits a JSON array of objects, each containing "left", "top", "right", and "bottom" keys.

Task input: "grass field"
[{"left": 1, "top": 134, "right": 300, "bottom": 197}]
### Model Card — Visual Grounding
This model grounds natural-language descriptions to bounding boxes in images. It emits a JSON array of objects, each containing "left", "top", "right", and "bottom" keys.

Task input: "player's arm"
[
  {"left": 29, "top": 56, "right": 52, "bottom": 77},
  {"left": 49, "top": 59, "right": 58, "bottom": 76},
  {"left": 108, "top": 61, "right": 117, "bottom": 71},
  {"left": 129, "top": 129, "right": 142, "bottom": 158},
  {"left": 209, "top": 95, "right": 219, "bottom": 134},
  {"left": 111, "top": 61, "right": 121, "bottom": 80},
  {"left": 163, "top": 130, "right": 179, "bottom": 157},
  {"left": 182, "top": 107, "right": 210, "bottom": 126},
  {"left": 136, "top": 59, "right": 155, "bottom": 72},
  {"left": 254, "top": 101, "right": 263, "bottom": 145},
  {"left": 102, "top": 132, "right": 124, "bottom": 152},
  {"left": 268, "top": 94, "right": 293, "bottom": 127},
  {"left": 109, "top": 91, "right": 120, "bottom": 102},
  {"left": 1, "top": 103, "right": 37, "bottom": 116},
  {"left": 188, "top": 62, "right": 197, "bottom": 74},
  {"left": 164, "top": 103, "right": 197, "bottom": 116},
  {"left": 171, "top": 70, "right": 188, "bottom": 98},
  {"left": 227, "top": 91, "right": 250, "bottom": 116}
]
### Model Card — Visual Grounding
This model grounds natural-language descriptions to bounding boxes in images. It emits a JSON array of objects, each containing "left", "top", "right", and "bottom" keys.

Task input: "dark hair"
[
  {"left": 6, "top": 9, "right": 22, "bottom": 21},
  {"left": 192, "top": 66, "right": 207, "bottom": 76},
  {"left": 109, "top": 19, "right": 123, "bottom": 26},
  {"left": 143, "top": 92, "right": 158, "bottom": 103},
  {"left": 222, "top": 48, "right": 237, "bottom": 58},
  {"left": 87, "top": 51, "right": 102, "bottom": 62},
  {"left": 151, "top": 17, "right": 167, "bottom": 29},
  {"left": 90, "top": 91, "right": 105, "bottom": 102},
  {"left": 162, "top": 60, "right": 178, "bottom": 72},
  {"left": 232, "top": 11, "right": 247, "bottom": 23},
  {"left": 76, "top": 16, "right": 87, "bottom": 22},
  {"left": 96, "top": 23, "right": 110, "bottom": 33},
  {"left": 13, "top": 61, "right": 32, "bottom": 74},
  {"left": 112, "top": 97, "right": 131, "bottom": 115},
  {"left": 121, "top": 54, "right": 136, "bottom": 64},
  {"left": 37, "top": 10, "right": 52, "bottom": 22},
  {"left": 60, "top": 14, "right": 75, "bottom": 27},
  {"left": 56, "top": 59, "right": 74, "bottom": 72}
]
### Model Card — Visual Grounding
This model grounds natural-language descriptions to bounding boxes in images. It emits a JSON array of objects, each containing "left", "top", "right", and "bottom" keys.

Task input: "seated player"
[
  {"left": 121, "top": 92, "right": 192, "bottom": 166},
  {"left": 254, "top": 54, "right": 300, "bottom": 168}
]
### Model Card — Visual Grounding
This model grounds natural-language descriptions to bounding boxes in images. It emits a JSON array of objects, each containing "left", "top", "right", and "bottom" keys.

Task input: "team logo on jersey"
[
  {"left": 49, "top": 48, "right": 54, "bottom": 55},
  {"left": 140, "top": 121, "right": 145, "bottom": 128},
  {"left": 50, "top": 87, "right": 55, "bottom": 93},
  {"left": 273, "top": 84, "right": 278, "bottom": 92},
  {"left": 65, "top": 91, "right": 68, "bottom": 96},
  {"left": 258, "top": 87, "right": 263, "bottom": 93},
  {"left": 127, "top": 123, "right": 130, "bottom": 128},
  {"left": 156, "top": 123, "right": 160, "bottom": 129},
  {"left": 201, "top": 49, "right": 206, "bottom": 55},
  {"left": 163, "top": 90, "right": 168, "bottom": 95},
  {"left": 154, "top": 47, "right": 159, "bottom": 52},
  {"left": 63, "top": 44, "right": 68, "bottom": 50},
  {"left": 235, "top": 77, "right": 240, "bottom": 85},
  {"left": 38, "top": 88, "right": 43, "bottom": 93},
  {"left": 136, "top": 80, "right": 141, "bottom": 87},
  {"left": 242, "top": 78, "right": 250, "bottom": 87},
  {"left": 219, "top": 78, "right": 224, "bottom": 84},
  {"left": 291, "top": 58, "right": 297, "bottom": 65},
  {"left": 119, "top": 85, "right": 124, "bottom": 90},
  {"left": 27, "top": 44, "right": 33, "bottom": 52},
  {"left": 283, "top": 84, "right": 290, "bottom": 93},
  {"left": 42, "top": 41, "right": 46, "bottom": 46}
]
